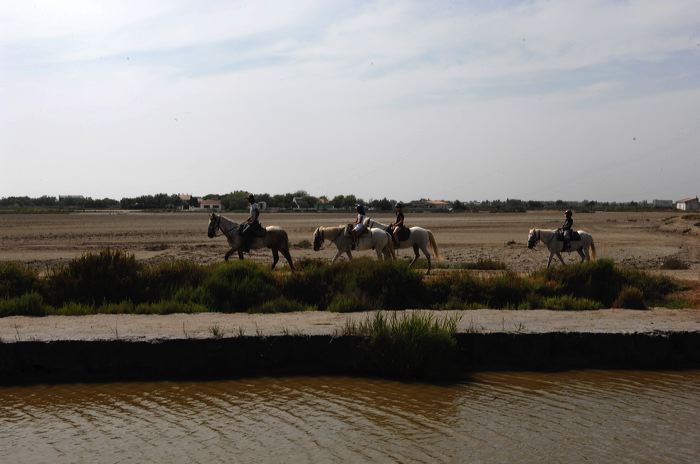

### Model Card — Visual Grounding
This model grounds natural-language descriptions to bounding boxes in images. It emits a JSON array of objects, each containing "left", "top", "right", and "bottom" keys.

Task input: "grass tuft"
[
  {"left": 345, "top": 311, "right": 461, "bottom": 379},
  {"left": 612, "top": 287, "right": 647, "bottom": 309}
]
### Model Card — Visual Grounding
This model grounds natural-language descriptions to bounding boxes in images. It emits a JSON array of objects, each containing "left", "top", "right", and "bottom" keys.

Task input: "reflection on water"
[{"left": 1, "top": 371, "right": 699, "bottom": 463}]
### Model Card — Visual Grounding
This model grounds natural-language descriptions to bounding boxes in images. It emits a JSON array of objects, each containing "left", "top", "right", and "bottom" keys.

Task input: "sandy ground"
[
  {"left": 1, "top": 210, "right": 700, "bottom": 277},
  {"left": 1, "top": 309, "right": 698, "bottom": 343}
]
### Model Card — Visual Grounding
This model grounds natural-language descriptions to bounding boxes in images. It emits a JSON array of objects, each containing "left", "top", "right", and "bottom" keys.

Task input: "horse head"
[
  {"left": 207, "top": 213, "right": 220, "bottom": 238},
  {"left": 527, "top": 228, "right": 538, "bottom": 249},
  {"left": 313, "top": 227, "right": 323, "bottom": 251}
]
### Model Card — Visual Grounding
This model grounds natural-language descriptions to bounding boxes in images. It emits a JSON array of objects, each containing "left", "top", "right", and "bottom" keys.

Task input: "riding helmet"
[
  {"left": 356, "top": 203, "right": 365, "bottom": 214},
  {"left": 395, "top": 202, "right": 403, "bottom": 209},
  {"left": 564, "top": 209, "right": 572, "bottom": 216},
  {"left": 248, "top": 194, "right": 255, "bottom": 202}
]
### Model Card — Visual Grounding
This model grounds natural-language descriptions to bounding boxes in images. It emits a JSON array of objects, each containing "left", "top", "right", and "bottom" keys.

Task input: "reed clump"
[{"left": 344, "top": 311, "right": 460, "bottom": 379}]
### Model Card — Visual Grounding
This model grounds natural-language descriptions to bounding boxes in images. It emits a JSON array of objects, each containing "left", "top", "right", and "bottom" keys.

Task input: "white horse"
[
  {"left": 312, "top": 225, "right": 395, "bottom": 262},
  {"left": 365, "top": 219, "right": 440, "bottom": 274},
  {"left": 207, "top": 213, "right": 295, "bottom": 270},
  {"left": 527, "top": 228, "right": 596, "bottom": 269}
]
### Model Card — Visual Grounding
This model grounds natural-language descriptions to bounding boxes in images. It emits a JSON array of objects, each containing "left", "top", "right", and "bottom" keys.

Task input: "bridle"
[{"left": 210, "top": 214, "right": 236, "bottom": 239}]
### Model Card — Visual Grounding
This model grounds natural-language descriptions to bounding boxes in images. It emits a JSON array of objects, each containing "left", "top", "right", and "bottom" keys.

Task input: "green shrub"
[
  {"left": 0, "top": 262, "right": 40, "bottom": 298},
  {"left": 0, "top": 292, "right": 47, "bottom": 317},
  {"left": 617, "top": 267, "right": 677, "bottom": 304},
  {"left": 612, "top": 287, "right": 647, "bottom": 309},
  {"left": 134, "top": 301, "right": 208, "bottom": 314},
  {"left": 53, "top": 302, "right": 95, "bottom": 316},
  {"left": 482, "top": 272, "right": 530, "bottom": 308},
  {"left": 536, "top": 259, "right": 622, "bottom": 306},
  {"left": 45, "top": 249, "right": 143, "bottom": 305},
  {"left": 541, "top": 295, "right": 603, "bottom": 311},
  {"left": 283, "top": 258, "right": 423, "bottom": 310},
  {"left": 142, "top": 260, "right": 209, "bottom": 301},
  {"left": 327, "top": 294, "right": 374, "bottom": 312},
  {"left": 663, "top": 298, "right": 692, "bottom": 309},
  {"left": 200, "top": 261, "right": 279, "bottom": 312},
  {"left": 249, "top": 297, "right": 313, "bottom": 314},
  {"left": 536, "top": 259, "right": 676, "bottom": 307},
  {"left": 345, "top": 311, "right": 460, "bottom": 379}
]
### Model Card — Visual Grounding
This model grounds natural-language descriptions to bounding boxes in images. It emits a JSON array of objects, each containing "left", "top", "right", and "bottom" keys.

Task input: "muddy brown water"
[{"left": 1, "top": 371, "right": 698, "bottom": 463}]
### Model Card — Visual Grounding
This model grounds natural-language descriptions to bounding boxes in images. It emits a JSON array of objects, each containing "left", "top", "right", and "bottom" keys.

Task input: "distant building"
[
  {"left": 179, "top": 193, "right": 193, "bottom": 210},
  {"left": 197, "top": 198, "right": 222, "bottom": 210},
  {"left": 676, "top": 197, "right": 699, "bottom": 211},
  {"left": 412, "top": 199, "right": 451, "bottom": 210},
  {"left": 653, "top": 199, "right": 674, "bottom": 208}
]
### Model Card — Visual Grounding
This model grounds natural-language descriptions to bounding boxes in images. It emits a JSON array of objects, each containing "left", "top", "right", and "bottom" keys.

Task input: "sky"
[{"left": 1, "top": 0, "right": 699, "bottom": 202}]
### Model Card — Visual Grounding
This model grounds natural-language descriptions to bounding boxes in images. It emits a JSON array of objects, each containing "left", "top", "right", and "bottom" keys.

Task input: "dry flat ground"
[{"left": 1, "top": 210, "right": 699, "bottom": 279}]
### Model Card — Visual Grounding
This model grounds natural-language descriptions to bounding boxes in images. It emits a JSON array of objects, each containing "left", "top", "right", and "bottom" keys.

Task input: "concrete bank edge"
[{"left": 1, "top": 332, "right": 699, "bottom": 385}]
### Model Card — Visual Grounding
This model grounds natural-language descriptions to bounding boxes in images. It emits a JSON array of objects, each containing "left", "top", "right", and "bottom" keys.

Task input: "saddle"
[
  {"left": 389, "top": 225, "right": 410, "bottom": 242},
  {"left": 555, "top": 229, "right": 581, "bottom": 242},
  {"left": 239, "top": 222, "right": 266, "bottom": 239},
  {"left": 346, "top": 223, "right": 369, "bottom": 237}
]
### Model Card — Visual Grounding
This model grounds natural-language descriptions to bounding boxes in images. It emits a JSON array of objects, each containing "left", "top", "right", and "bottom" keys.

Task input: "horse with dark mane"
[{"left": 207, "top": 213, "right": 294, "bottom": 270}]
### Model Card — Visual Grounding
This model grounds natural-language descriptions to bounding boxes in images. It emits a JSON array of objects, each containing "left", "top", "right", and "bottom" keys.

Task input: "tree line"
[{"left": 0, "top": 192, "right": 671, "bottom": 212}]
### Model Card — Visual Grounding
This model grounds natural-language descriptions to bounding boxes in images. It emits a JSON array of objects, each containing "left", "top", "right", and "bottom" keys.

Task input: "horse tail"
[
  {"left": 428, "top": 230, "right": 440, "bottom": 260},
  {"left": 589, "top": 237, "right": 596, "bottom": 260}
]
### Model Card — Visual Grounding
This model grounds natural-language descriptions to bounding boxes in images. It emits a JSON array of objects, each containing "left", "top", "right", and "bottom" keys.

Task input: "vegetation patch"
[
  {"left": 539, "top": 295, "right": 603, "bottom": 311},
  {"left": 612, "top": 287, "right": 647, "bottom": 310},
  {"left": 0, "top": 252, "right": 684, "bottom": 317},
  {"left": 661, "top": 257, "right": 689, "bottom": 270},
  {"left": 344, "top": 311, "right": 460, "bottom": 379}
]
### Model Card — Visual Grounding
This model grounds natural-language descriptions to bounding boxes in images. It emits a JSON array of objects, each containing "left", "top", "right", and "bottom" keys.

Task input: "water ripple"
[{"left": 1, "top": 371, "right": 699, "bottom": 463}]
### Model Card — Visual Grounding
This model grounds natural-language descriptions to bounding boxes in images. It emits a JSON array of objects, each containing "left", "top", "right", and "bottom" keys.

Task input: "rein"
[{"left": 214, "top": 216, "right": 237, "bottom": 239}]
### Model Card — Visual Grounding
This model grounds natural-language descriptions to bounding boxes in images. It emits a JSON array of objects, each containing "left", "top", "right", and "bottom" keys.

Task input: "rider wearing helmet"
[
  {"left": 389, "top": 202, "right": 405, "bottom": 246},
  {"left": 351, "top": 203, "right": 367, "bottom": 249},
  {"left": 240, "top": 193, "right": 261, "bottom": 252},
  {"left": 561, "top": 209, "right": 573, "bottom": 249}
]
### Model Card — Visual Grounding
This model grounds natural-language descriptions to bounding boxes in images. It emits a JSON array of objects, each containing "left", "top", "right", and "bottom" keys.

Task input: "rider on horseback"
[
  {"left": 389, "top": 202, "right": 406, "bottom": 246},
  {"left": 351, "top": 203, "right": 367, "bottom": 250},
  {"left": 240, "top": 193, "right": 262, "bottom": 252},
  {"left": 561, "top": 209, "right": 573, "bottom": 250}
]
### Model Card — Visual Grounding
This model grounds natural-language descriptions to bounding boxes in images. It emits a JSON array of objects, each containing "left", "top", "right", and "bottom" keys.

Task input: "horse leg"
[
  {"left": 271, "top": 248, "right": 279, "bottom": 270},
  {"left": 238, "top": 250, "right": 244, "bottom": 260},
  {"left": 382, "top": 248, "right": 392, "bottom": 261},
  {"left": 281, "top": 248, "right": 295, "bottom": 271},
  {"left": 224, "top": 248, "right": 234, "bottom": 261},
  {"left": 555, "top": 252, "right": 566, "bottom": 266},
  {"left": 577, "top": 249, "right": 586, "bottom": 262},
  {"left": 409, "top": 245, "right": 420, "bottom": 268},
  {"left": 346, "top": 251, "right": 353, "bottom": 260},
  {"left": 421, "top": 245, "right": 432, "bottom": 275},
  {"left": 547, "top": 253, "right": 554, "bottom": 269},
  {"left": 332, "top": 250, "right": 343, "bottom": 263}
]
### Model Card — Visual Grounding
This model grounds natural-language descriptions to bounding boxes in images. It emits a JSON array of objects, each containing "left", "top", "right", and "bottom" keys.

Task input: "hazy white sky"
[{"left": 1, "top": 0, "right": 698, "bottom": 201}]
